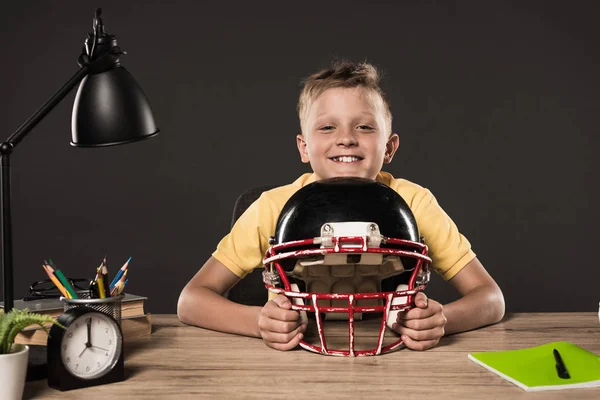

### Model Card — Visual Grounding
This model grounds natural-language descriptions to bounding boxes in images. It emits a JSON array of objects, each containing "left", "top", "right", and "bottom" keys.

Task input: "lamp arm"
[
  {"left": 4, "top": 65, "right": 90, "bottom": 149},
  {"left": 1, "top": 65, "right": 90, "bottom": 312}
]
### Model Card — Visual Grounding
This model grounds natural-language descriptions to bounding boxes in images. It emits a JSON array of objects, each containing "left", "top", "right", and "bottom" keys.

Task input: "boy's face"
[{"left": 297, "top": 87, "right": 399, "bottom": 181}]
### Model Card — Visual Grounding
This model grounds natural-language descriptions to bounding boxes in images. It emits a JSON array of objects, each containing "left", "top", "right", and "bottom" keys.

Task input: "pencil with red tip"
[
  {"left": 41, "top": 264, "right": 70, "bottom": 298},
  {"left": 110, "top": 256, "right": 131, "bottom": 290},
  {"left": 45, "top": 261, "right": 78, "bottom": 299},
  {"left": 110, "top": 269, "right": 128, "bottom": 296},
  {"left": 110, "top": 278, "right": 128, "bottom": 296}
]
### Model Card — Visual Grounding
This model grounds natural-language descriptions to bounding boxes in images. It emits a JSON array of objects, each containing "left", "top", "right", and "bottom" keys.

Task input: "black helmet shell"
[{"left": 275, "top": 177, "right": 419, "bottom": 245}]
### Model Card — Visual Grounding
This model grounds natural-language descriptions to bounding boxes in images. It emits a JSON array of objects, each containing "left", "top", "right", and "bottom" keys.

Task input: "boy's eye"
[
  {"left": 358, "top": 125, "right": 375, "bottom": 131},
  {"left": 319, "top": 126, "right": 334, "bottom": 132}
]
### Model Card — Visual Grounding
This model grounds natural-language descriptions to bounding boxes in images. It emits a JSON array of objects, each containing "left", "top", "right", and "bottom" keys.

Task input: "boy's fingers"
[
  {"left": 396, "top": 307, "right": 428, "bottom": 321},
  {"left": 262, "top": 324, "right": 306, "bottom": 346},
  {"left": 396, "top": 312, "right": 446, "bottom": 331},
  {"left": 415, "top": 292, "right": 428, "bottom": 308},
  {"left": 266, "top": 332, "right": 304, "bottom": 351},
  {"left": 394, "top": 294, "right": 429, "bottom": 322},
  {"left": 263, "top": 295, "right": 302, "bottom": 322},
  {"left": 271, "top": 294, "right": 292, "bottom": 309},
  {"left": 261, "top": 317, "right": 304, "bottom": 334},
  {"left": 264, "top": 302, "right": 302, "bottom": 322},
  {"left": 397, "top": 298, "right": 442, "bottom": 322},
  {"left": 400, "top": 334, "right": 438, "bottom": 351},
  {"left": 393, "top": 322, "right": 444, "bottom": 341}
]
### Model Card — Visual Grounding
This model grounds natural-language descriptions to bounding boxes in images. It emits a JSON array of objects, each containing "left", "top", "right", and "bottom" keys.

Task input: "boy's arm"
[
  {"left": 177, "top": 256, "right": 262, "bottom": 338},
  {"left": 443, "top": 256, "right": 505, "bottom": 335},
  {"left": 394, "top": 256, "right": 504, "bottom": 350},
  {"left": 178, "top": 256, "right": 306, "bottom": 349}
]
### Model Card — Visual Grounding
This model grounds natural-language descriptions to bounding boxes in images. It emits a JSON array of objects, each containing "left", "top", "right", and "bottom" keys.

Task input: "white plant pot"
[{"left": 0, "top": 344, "right": 29, "bottom": 400}]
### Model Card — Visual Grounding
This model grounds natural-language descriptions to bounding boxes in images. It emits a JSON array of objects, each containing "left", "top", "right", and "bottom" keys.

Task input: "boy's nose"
[{"left": 336, "top": 129, "right": 358, "bottom": 147}]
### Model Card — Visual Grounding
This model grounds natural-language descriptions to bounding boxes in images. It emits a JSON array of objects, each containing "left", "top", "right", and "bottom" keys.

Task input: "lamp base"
[{"left": 25, "top": 345, "right": 47, "bottom": 381}]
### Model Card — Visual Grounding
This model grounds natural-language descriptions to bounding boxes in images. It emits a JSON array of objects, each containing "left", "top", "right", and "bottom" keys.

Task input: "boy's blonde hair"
[{"left": 298, "top": 59, "right": 392, "bottom": 135}]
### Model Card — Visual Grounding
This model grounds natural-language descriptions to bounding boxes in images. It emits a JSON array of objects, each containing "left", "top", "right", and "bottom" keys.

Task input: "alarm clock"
[{"left": 47, "top": 307, "right": 124, "bottom": 391}]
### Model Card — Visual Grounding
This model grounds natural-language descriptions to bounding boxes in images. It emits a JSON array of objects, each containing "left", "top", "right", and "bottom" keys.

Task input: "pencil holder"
[{"left": 61, "top": 292, "right": 124, "bottom": 324}]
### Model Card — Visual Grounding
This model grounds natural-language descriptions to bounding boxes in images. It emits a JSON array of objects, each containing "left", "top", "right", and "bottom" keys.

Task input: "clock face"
[{"left": 60, "top": 311, "right": 123, "bottom": 380}]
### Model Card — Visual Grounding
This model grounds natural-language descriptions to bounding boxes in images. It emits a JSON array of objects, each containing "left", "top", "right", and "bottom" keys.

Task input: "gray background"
[{"left": 1, "top": 1, "right": 598, "bottom": 314}]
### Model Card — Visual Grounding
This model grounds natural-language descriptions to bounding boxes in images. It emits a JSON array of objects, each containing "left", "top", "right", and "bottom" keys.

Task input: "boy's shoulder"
[
  {"left": 263, "top": 173, "right": 312, "bottom": 195},
  {"left": 377, "top": 171, "right": 432, "bottom": 209}
]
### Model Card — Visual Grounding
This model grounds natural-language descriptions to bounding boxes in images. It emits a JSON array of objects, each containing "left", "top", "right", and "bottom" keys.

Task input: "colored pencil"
[
  {"left": 101, "top": 264, "right": 110, "bottom": 298},
  {"left": 110, "top": 281, "right": 121, "bottom": 297},
  {"left": 109, "top": 256, "right": 130, "bottom": 289},
  {"left": 96, "top": 268, "right": 106, "bottom": 299},
  {"left": 96, "top": 256, "right": 106, "bottom": 277},
  {"left": 43, "top": 260, "right": 72, "bottom": 298},
  {"left": 47, "top": 265, "right": 78, "bottom": 299},
  {"left": 47, "top": 258, "right": 58, "bottom": 271},
  {"left": 41, "top": 265, "right": 70, "bottom": 298},
  {"left": 110, "top": 269, "right": 128, "bottom": 296},
  {"left": 111, "top": 278, "right": 128, "bottom": 296}
]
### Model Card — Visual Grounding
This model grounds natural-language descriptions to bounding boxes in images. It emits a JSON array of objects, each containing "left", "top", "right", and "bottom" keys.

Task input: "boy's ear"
[
  {"left": 296, "top": 134, "right": 310, "bottom": 163},
  {"left": 384, "top": 133, "right": 400, "bottom": 164}
]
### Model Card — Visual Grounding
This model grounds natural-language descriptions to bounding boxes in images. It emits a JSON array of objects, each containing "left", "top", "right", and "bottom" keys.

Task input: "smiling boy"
[
  {"left": 178, "top": 60, "right": 505, "bottom": 351},
  {"left": 297, "top": 85, "right": 394, "bottom": 181}
]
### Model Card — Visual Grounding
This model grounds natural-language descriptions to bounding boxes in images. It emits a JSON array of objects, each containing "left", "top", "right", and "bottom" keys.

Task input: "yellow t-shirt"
[{"left": 213, "top": 172, "right": 476, "bottom": 281}]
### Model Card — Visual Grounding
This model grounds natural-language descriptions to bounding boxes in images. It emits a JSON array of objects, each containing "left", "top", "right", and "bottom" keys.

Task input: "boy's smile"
[
  {"left": 330, "top": 155, "right": 363, "bottom": 165},
  {"left": 297, "top": 87, "right": 399, "bottom": 181}
]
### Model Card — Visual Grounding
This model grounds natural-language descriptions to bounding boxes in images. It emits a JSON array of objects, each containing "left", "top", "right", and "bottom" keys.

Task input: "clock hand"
[
  {"left": 87, "top": 317, "right": 92, "bottom": 346},
  {"left": 91, "top": 345, "right": 109, "bottom": 352},
  {"left": 79, "top": 318, "right": 94, "bottom": 357}
]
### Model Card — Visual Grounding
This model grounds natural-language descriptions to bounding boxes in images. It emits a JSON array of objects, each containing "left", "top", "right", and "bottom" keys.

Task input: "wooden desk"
[{"left": 24, "top": 313, "right": 600, "bottom": 399}]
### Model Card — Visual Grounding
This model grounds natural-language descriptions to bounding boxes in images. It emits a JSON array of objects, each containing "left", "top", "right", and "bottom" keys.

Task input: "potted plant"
[{"left": 0, "top": 308, "right": 64, "bottom": 400}]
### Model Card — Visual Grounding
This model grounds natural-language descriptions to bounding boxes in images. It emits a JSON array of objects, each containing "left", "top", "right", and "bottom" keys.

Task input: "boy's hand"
[
  {"left": 392, "top": 292, "right": 446, "bottom": 351},
  {"left": 258, "top": 294, "right": 307, "bottom": 351}
]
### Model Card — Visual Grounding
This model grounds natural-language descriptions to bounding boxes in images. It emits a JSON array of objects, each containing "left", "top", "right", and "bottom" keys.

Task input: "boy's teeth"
[{"left": 333, "top": 156, "right": 360, "bottom": 163}]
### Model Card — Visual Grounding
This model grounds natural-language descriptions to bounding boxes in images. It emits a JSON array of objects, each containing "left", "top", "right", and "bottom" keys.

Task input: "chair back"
[{"left": 226, "top": 185, "right": 276, "bottom": 306}]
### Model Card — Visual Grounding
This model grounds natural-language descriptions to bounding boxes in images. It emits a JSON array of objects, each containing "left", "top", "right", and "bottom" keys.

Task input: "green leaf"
[{"left": 0, "top": 309, "right": 64, "bottom": 354}]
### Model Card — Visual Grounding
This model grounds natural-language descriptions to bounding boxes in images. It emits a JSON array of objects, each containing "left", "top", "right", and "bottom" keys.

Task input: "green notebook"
[{"left": 469, "top": 341, "right": 600, "bottom": 392}]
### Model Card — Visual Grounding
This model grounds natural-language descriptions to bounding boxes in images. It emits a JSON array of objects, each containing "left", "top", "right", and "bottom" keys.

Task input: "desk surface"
[{"left": 25, "top": 313, "right": 600, "bottom": 399}]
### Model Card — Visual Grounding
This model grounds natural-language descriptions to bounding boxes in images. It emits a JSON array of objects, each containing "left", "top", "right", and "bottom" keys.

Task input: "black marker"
[{"left": 553, "top": 348, "right": 570, "bottom": 379}]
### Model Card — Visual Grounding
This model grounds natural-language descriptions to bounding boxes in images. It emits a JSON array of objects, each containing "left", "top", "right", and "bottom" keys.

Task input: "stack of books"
[{"left": 0, "top": 293, "right": 151, "bottom": 346}]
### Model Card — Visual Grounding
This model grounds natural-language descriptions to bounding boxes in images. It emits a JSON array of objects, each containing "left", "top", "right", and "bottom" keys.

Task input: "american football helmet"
[{"left": 263, "top": 177, "right": 431, "bottom": 356}]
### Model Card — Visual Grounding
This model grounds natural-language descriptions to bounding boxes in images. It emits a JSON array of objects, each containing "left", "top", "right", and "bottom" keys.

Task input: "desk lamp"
[{"left": 1, "top": 8, "right": 158, "bottom": 314}]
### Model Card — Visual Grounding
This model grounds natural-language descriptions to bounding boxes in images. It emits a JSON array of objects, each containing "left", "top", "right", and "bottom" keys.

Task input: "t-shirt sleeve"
[
  {"left": 212, "top": 194, "right": 276, "bottom": 279},
  {"left": 412, "top": 189, "right": 476, "bottom": 281}
]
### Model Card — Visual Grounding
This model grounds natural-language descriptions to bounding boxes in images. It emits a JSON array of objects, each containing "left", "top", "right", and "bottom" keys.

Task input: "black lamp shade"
[{"left": 71, "top": 66, "right": 159, "bottom": 147}]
